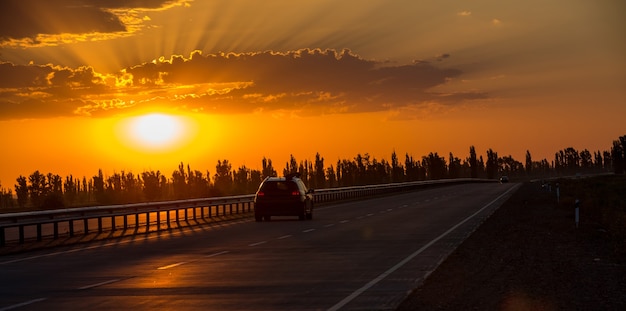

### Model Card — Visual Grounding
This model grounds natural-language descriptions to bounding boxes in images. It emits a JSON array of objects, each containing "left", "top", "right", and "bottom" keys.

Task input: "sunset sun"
[
  {"left": 131, "top": 114, "right": 181, "bottom": 146},
  {"left": 116, "top": 113, "right": 195, "bottom": 152}
]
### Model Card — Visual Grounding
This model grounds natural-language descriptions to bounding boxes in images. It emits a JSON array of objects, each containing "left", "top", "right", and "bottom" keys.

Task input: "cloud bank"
[
  {"left": 0, "top": 49, "right": 486, "bottom": 120},
  {"left": 0, "top": 0, "right": 188, "bottom": 47}
]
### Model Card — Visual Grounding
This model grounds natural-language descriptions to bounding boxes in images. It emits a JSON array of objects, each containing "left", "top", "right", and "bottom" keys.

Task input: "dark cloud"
[
  {"left": 0, "top": 0, "right": 179, "bottom": 43},
  {"left": 0, "top": 49, "right": 487, "bottom": 120}
]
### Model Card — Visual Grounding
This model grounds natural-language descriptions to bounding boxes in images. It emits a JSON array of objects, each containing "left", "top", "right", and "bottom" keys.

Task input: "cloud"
[
  {"left": 0, "top": 0, "right": 188, "bottom": 47},
  {"left": 0, "top": 49, "right": 487, "bottom": 120}
]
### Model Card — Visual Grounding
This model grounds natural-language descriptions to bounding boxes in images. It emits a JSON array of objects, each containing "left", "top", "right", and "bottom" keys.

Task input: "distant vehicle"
[
  {"left": 499, "top": 176, "right": 509, "bottom": 183},
  {"left": 254, "top": 173, "right": 314, "bottom": 222}
]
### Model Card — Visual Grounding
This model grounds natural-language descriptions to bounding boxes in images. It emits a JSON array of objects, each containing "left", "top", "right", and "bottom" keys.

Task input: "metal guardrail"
[{"left": 0, "top": 178, "right": 493, "bottom": 246}]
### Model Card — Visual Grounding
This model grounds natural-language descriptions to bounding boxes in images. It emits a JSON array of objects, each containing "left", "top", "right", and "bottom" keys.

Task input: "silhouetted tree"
[
  {"left": 580, "top": 149, "right": 592, "bottom": 169},
  {"left": 249, "top": 169, "right": 262, "bottom": 192},
  {"left": 0, "top": 183, "right": 14, "bottom": 208},
  {"left": 448, "top": 152, "right": 461, "bottom": 179},
  {"left": 594, "top": 151, "right": 603, "bottom": 170},
  {"left": 172, "top": 162, "right": 188, "bottom": 199},
  {"left": 314, "top": 153, "right": 325, "bottom": 188},
  {"left": 422, "top": 152, "right": 446, "bottom": 180},
  {"left": 122, "top": 171, "right": 142, "bottom": 203},
  {"left": 214, "top": 160, "right": 233, "bottom": 196},
  {"left": 326, "top": 165, "right": 337, "bottom": 188},
  {"left": 499, "top": 155, "right": 523, "bottom": 176},
  {"left": 15, "top": 176, "right": 28, "bottom": 208},
  {"left": 93, "top": 169, "right": 107, "bottom": 204},
  {"left": 603, "top": 151, "right": 613, "bottom": 171},
  {"left": 525, "top": 150, "right": 532, "bottom": 175},
  {"left": 485, "top": 149, "right": 498, "bottom": 179},
  {"left": 141, "top": 170, "right": 163, "bottom": 201},
  {"left": 469, "top": 146, "right": 478, "bottom": 178},
  {"left": 233, "top": 165, "right": 249, "bottom": 195},
  {"left": 28, "top": 171, "right": 47, "bottom": 208},
  {"left": 612, "top": 136, "right": 626, "bottom": 174},
  {"left": 261, "top": 157, "right": 277, "bottom": 179},
  {"left": 391, "top": 151, "right": 404, "bottom": 182},
  {"left": 298, "top": 160, "right": 309, "bottom": 184},
  {"left": 63, "top": 175, "right": 78, "bottom": 205},
  {"left": 283, "top": 154, "right": 298, "bottom": 176},
  {"left": 563, "top": 147, "right": 580, "bottom": 171},
  {"left": 405, "top": 153, "right": 421, "bottom": 181}
]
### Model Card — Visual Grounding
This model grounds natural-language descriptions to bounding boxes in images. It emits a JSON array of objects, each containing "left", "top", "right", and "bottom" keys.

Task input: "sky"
[{"left": 0, "top": 0, "right": 624, "bottom": 186}]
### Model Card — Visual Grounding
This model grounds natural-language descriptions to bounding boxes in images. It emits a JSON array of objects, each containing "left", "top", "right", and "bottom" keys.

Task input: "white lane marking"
[
  {"left": 356, "top": 216, "right": 364, "bottom": 220},
  {"left": 324, "top": 223, "right": 335, "bottom": 228},
  {"left": 78, "top": 279, "right": 121, "bottom": 290},
  {"left": 328, "top": 185, "right": 520, "bottom": 311},
  {"left": 387, "top": 208, "right": 393, "bottom": 212},
  {"left": 277, "top": 235, "right": 292, "bottom": 239},
  {"left": 339, "top": 220, "right": 349, "bottom": 224},
  {"left": 302, "top": 229, "right": 316, "bottom": 233},
  {"left": 205, "top": 251, "right": 229, "bottom": 258},
  {"left": 0, "top": 298, "right": 47, "bottom": 311},
  {"left": 157, "top": 261, "right": 188, "bottom": 270},
  {"left": 248, "top": 241, "right": 267, "bottom": 247},
  {"left": 366, "top": 213, "right": 374, "bottom": 217}
]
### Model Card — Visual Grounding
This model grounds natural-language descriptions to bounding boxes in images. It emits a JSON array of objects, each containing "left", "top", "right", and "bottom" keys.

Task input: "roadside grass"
[{"left": 556, "top": 174, "right": 626, "bottom": 257}]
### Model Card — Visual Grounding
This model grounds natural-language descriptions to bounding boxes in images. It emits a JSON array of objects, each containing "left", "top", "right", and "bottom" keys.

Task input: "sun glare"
[
  {"left": 132, "top": 114, "right": 180, "bottom": 146},
  {"left": 116, "top": 113, "right": 194, "bottom": 152}
]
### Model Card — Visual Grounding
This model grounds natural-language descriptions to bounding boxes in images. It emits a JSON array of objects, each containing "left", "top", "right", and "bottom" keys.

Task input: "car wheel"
[{"left": 306, "top": 210, "right": 313, "bottom": 220}]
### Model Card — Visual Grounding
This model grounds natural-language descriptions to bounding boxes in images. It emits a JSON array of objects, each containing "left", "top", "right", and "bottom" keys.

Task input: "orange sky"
[{"left": 0, "top": 0, "right": 625, "bottom": 187}]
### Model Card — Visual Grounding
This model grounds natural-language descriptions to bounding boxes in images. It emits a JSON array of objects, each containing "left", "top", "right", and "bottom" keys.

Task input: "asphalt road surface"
[{"left": 0, "top": 183, "right": 518, "bottom": 311}]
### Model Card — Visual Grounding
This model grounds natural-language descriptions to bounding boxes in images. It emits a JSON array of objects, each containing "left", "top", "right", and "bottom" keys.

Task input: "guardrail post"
[
  {"left": 53, "top": 222, "right": 59, "bottom": 239},
  {"left": 0, "top": 228, "right": 5, "bottom": 247},
  {"left": 84, "top": 218, "right": 89, "bottom": 234},
  {"left": 175, "top": 209, "right": 180, "bottom": 223},
  {"left": 123, "top": 215, "right": 128, "bottom": 230},
  {"left": 37, "top": 224, "right": 42, "bottom": 241},
  {"left": 156, "top": 211, "right": 161, "bottom": 228},
  {"left": 19, "top": 225, "right": 25, "bottom": 244},
  {"left": 69, "top": 220, "right": 74, "bottom": 237},
  {"left": 166, "top": 210, "right": 171, "bottom": 228},
  {"left": 111, "top": 216, "right": 116, "bottom": 232},
  {"left": 184, "top": 208, "right": 189, "bottom": 221},
  {"left": 146, "top": 212, "right": 150, "bottom": 230},
  {"left": 98, "top": 217, "right": 103, "bottom": 233},
  {"left": 193, "top": 207, "right": 197, "bottom": 220}
]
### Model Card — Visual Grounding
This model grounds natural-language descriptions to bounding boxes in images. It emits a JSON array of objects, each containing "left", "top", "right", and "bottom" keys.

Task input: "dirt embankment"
[{"left": 397, "top": 178, "right": 626, "bottom": 310}]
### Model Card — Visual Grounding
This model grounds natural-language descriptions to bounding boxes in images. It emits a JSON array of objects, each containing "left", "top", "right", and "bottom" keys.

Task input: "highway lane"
[{"left": 0, "top": 183, "right": 519, "bottom": 310}]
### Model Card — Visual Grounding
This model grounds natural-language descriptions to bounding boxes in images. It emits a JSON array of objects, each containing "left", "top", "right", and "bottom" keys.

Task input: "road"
[{"left": 0, "top": 183, "right": 519, "bottom": 310}]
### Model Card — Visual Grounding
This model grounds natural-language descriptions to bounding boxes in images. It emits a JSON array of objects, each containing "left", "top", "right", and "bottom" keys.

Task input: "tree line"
[{"left": 1, "top": 135, "right": 624, "bottom": 210}]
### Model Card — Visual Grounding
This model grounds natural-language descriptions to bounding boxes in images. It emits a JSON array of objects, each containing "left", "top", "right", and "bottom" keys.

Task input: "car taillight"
[
  {"left": 257, "top": 192, "right": 265, "bottom": 196},
  {"left": 291, "top": 190, "right": 300, "bottom": 196}
]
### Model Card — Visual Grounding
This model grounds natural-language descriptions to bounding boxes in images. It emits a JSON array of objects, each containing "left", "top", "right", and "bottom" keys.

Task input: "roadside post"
[
  {"left": 574, "top": 199, "right": 580, "bottom": 228},
  {"left": 556, "top": 183, "right": 560, "bottom": 203}
]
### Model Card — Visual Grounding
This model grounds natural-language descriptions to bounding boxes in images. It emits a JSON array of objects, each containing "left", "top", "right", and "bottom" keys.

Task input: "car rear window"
[{"left": 260, "top": 181, "right": 298, "bottom": 194}]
